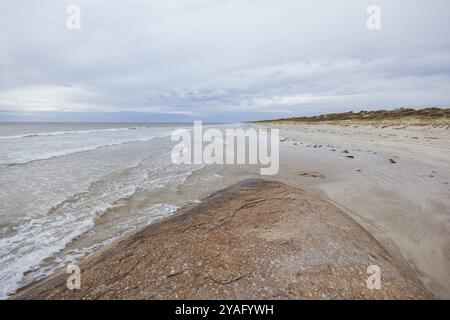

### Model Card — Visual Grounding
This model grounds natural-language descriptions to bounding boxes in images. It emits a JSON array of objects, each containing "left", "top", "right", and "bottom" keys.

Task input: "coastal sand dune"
[{"left": 12, "top": 179, "right": 430, "bottom": 299}]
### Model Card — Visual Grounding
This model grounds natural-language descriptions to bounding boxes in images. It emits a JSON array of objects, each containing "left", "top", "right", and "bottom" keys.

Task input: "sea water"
[{"left": 0, "top": 122, "right": 257, "bottom": 299}]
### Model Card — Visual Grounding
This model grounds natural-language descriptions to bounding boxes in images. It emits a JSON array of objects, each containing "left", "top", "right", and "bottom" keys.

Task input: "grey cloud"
[{"left": 0, "top": 0, "right": 450, "bottom": 122}]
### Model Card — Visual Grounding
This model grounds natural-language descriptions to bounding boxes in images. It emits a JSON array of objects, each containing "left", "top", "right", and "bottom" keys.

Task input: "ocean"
[{"left": 0, "top": 122, "right": 257, "bottom": 299}]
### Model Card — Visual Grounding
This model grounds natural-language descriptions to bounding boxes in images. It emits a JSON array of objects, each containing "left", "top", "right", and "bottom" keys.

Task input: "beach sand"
[
  {"left": 255, "top": 121, "right": 450, "bottom": 298},
  {"left": 12, "top": 179, "right": 431, "bottom": 299},
  {"left": 10, "top": 121, "right": 449, "bottom": 299}
]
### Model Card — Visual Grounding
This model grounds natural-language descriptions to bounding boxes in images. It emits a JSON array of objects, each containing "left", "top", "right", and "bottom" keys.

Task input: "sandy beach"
[
  {"left": 255, "top": 120, "right": 450, "bottom": 298},
  {"left": 10, "top": 117, "right": 449, "bottom": 299}
]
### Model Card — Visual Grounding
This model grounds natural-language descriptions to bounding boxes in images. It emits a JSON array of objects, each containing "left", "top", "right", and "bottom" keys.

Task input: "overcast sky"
[{"left": 1, "top": 0, "right": 449, "bottom": 122}]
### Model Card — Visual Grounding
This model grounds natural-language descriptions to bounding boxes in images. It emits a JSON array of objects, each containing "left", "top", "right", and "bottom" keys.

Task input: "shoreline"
[
  {"left": 8, "top": 120, "right": 449, "bottom": 299},
  {"left": 11, "top": 179, "right": 431, "bottom": 299}
]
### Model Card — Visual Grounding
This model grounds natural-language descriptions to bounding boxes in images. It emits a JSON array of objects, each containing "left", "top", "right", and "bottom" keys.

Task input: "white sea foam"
[
  {"left": 1, "top": 136, "right": 159, "bottom": 166},
  {"left": 145, "top": 203, "right": 181, "bottom": 222},
  {"left": 0, "top": 211, "right": 96, "bottom": 299},
  {"left": 0, "top": 158, "right": 194, "bottom": 298},
  {"left": 0, "top": 122, "right": 233, "bottom": 299},
  {"left": 0, "top": 183, "right": 140, "bottom": 299},
  {"left": 0, "top": 127, "right": 146, "bottom": 140}
]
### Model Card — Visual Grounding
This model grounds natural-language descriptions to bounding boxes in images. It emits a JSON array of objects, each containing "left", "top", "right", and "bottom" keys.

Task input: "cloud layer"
[{"left": 1, "top": 0, "right": 450, "bottom": 121}]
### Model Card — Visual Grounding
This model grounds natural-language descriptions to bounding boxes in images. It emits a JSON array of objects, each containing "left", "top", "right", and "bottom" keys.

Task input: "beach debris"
[
  {"left": 299, "top": 172, "right": 325, "bottom": 179},
  {"left": 330, "top": 149, "right": 336, "bottom": 152},
  {"left": 389, "top": 159, "right": 397, "bottom": 164},
  {"left": 342, "top": 150, "right": 349, "bottom": 154},
  {"left": 280, "top": 138, "right": 288, "bottom": 142},
  {"left": 346, "top": 155, "right": 355, "bottom": 159}
]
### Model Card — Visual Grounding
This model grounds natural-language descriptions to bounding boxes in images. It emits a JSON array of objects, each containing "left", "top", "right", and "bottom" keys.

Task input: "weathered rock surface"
[{"left": 12, "top": 179, "right": 432, "bottom": 299}]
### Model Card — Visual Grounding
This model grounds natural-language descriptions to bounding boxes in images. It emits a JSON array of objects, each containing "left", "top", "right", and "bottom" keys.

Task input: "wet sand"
[{"left": 12, "top": 180, "right": 431, "bottom": 299}]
